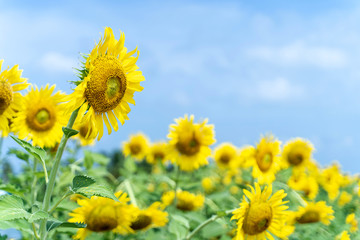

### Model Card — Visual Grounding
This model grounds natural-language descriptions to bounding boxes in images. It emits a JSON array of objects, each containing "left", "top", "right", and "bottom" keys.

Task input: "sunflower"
[
  {"left": 12, "top": 85, "right": 68, "bottom": 148},
  {"left": 346, "top": 213, "right": 358, "bottom": 233},
  {"left": 281, "top": 138, "right": 314, "bottom": 170},
  {"left": 338, "top": 191, "right": 352, "bottom": 207},
  {"left": 336, "top": 231, "right": 350, "bottom": 240},
  {"left": 123, "top": 133, "right": 149, "bottom": 161},
  {"left": 146, "top": 141, "right": 169, "bottom": 165},
  {"left": 245, "top": 136, "right": 282, "bottom": 184},
  {"left": 0, "top": 60, "right": 29, "bottom": 136},
  {"left": 161, "top": 190, "right": 204, "bottom": 211},
  {"left": 291, "top": 201, "right": 334, "bottom": 225},
  {"left": 231, "top": 183, "right": 290, "bottom": 240},
  {"left": 69, "top": 191, "right": 136, "bottom": 240},
  {"left": 213, "top": 143, "right": 239, "bottom": 169},
  {"left": 318, "top": 164, "right": 342, "bottom": 200},
  {"left": 130, "top": 202, "right": 168, "bottom": 231},
  {"left": 167, "top": 114, "right": 216, "bottom": 171},
  {"left": 287, "top": 173, "right": 318, "bottom": 200},
  {"left": 66, "top": 27, "right": 144, "bottom": 140},
  {"left": 201, "top": 177, "right": 215, "bottom": 193},
  {"left": 73, "top": 118, "right": 96, "bottom": 146}
]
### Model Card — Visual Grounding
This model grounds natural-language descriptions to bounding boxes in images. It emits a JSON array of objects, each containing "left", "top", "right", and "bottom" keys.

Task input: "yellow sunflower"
[
  {"left": 245, "top": 136, "right": 282, "bottom": 184},
  {"left": 336, "top": 231, "right": 350, "bottom": 240},
  {"left": 213, "top": 142, "right": 239, "bottom": 169},
  {"left": 130, "top": 202, "right": 168, "bottom": 231},
  {"left": 167, "top": 114, "right": 216, "bottom": 171},
  {"left": 69, "top": 191, "right": 136, "bottom": 240},
  {"left": 338, "top": 191, "right": 352, "bottom": 207},
  {"left": 122, "top": 133, "right": 149, "bottom": 161},
  {"left": 281, "top": 138, "right": 314, "bottom": 170},
  {"left": 146, "top": 141, "right": 169, "bottom": 165},
  {"left": 201, "top": 177, "right": 215, "bottom": 193},
  {"left": 346, "top": 213, "right": 358, "bottom": 233},
  {"left": 287, "top": 173, "right": 318, "bottom": 200},
  {"left": 318, "top": 164, "right": 342, "bottom": 200},
  {"left": 66, "top": 27, "right": 144, "bottom": 140},
  {"left": 161, "top": 190, "right": 204, "bottom": 211},
  {"left": 73, "top": 118, "right": 96, "bottom": 146},
  {"left": 231, "top": 183, "right": 290, "bottom": 240},
  {"left": 0, "top": 60, "right": 29, "bottom": 136},
  {"left": 291, "top": 201, "right": 334, "bottom": 225},
  {"left": 12, "top": 85, "right": 68, "bottom": 148}
]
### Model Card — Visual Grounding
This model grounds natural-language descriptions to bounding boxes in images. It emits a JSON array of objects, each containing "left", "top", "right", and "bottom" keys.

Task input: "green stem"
[
  {"left": 185, "top": 209, "right": 236, "bottom": 240},
  {"left": 124, "top": 179, "right": 137, "bottom": 207},
  {"left": 173, "top": 166, "right": 181, "bottom": 207},
  {"left": 32, "top": 223, "right": 40, "bottom": 240},
  {"left": 49, "top": 190, "right": 73, "bottom": 213},
  {"left": 39, "top": 108, "right": 79, "bottom": 240},
  {"left": 31, "top": 159, "right": 38, "bottom": 205}
]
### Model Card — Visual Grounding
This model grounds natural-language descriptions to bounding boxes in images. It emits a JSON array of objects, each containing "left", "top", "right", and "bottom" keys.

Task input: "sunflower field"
[{"left": 0, "top": 27, "right": 359, "bottom": 240}]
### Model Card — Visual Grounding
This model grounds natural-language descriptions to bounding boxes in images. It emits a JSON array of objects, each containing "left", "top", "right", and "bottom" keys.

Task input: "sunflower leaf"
[
  {"left": 62, "top": 127, "right": 79, "bottom": 138},
  {"left": 46, "top": 221, "right": 86, "bottom": 232},
  {"left": 75, "top": 184, "right": 118, "bottom": 202},
  {"left": 0, "top": 195, "right": 30, "bottom": 221},
  {"left": 72, "top": 175, "right": 96, "bottom": 190},
  {"left": 27, "top": 210, "right": 48, "bottom": 223}
]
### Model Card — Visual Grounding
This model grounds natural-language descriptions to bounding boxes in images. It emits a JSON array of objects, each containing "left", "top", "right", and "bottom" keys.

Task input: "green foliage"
[
  {"left": 46, "top": 221, "right": 86, "bottom": 232},
  {"left": 62, "top": 127, "right": 79, "bottom": 138},
  {"left": 72, "top": 175, "right": 96, "bottom": 189}
]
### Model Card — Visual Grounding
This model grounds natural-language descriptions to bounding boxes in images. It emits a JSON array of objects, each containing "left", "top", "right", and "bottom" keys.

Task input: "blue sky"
[{"left": 1, "top": 0, "right": 360, "bottom": 172}]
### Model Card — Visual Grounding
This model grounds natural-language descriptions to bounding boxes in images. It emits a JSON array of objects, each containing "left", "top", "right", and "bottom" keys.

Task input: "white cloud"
[
  {"left": 248, "top": 42, "right": 347, "bottom": 68},
  {"left": 40, "top": 52, "right": 77, "bottom": 73},
  {"left": 256, "top": 78, "right": 304, "bottom": 101}
]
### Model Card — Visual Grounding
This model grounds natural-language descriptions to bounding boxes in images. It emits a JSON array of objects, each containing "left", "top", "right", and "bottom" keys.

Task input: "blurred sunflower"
[
  {"left": 282, "top": 138, "right": 314, "bottom": 170},
  {"left": 12, "top": 85, "right": 67, "bottom": 148},
  {"left": 73, "top": 119, "right": 96, "bottom": 146},
  {"left": 291, "top": 201, "right": 334, "bottom": 225},
  {"left": 231, "top": 183, "right": 290, "bottom": 240},
  {"left": 246, "top": 135, "right": 282, "bottom": 184},
  {"left": 346, "top": 213, "right": 358, "bottom": 233},
  {"left": 123, "top": 133, "right": 149, "bottom": 161},
  {"left": 288, "top": 173, "right": 318, "bottom": 200},
  {"left": 66, "top": 27, "right": 144, "bottom": 140},
  {"left": 130, "top": 202, "right": 168, "bottom": 231},
  {"left": 161, "top": 190, "right": 204, "bottom": 211},
  {"left": 338, "top": 191, "right": 352, "bottom": 207},
  {"left": 318, "top": 164, "right": 342, "bottom": 200},
  {"left": 69, "top": 191, "right": 136, "bottom": 239},
  {"left": 336, "top": 231, "right": 350, "bottom": 240},
  {"left": 167, "top": 114, "right": 216, "bottom": 171},
  {"left": 146, "top": 141, "right": 169, "bottom": 165},
  {"left": 0, "top": 60, "right": 28, "bottom": 136},
  {"left": 213, "top": 143, "right": 238, "bottom": 169},
  {"left": 201, "top": 177, "right": 215, "bottom": 193}
]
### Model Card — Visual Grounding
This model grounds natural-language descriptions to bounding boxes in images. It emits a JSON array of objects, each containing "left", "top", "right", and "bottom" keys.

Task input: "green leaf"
[
  {"left": 168, "top": 219, "right": 188, "bottom": 240},
  {"left": 46, "top": 221, "right": 86, "bottom": 232},
  {"left": 0, "top": 195, "right": 30, "bottom": 221},
  {"left": 8, "top": 148, "right": 29, "bottom": 163},
  {"left": 75, "top": 184, "right": 118, "bottom": 201},
  {"left": 72, "top": 175, "right": 96, "bottom": 190},
  {"left": 84, "top": 151, "right": 110, "bottom": 169},
  {"left": 171, "top": 214, "right": 190, "bottom": 228},
  {"left": 62, "top": 127, "right": 79, "bottom": 138},
  {"left": 27, "top": 210, "right": 48, "bottom": 223},
  {"left": 10, "top": 136, "right": 48, "bottom": 182}
]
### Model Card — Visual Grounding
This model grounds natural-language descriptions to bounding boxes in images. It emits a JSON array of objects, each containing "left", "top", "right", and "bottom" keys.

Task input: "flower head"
[
  {"left": 231, "top": 183, "right": 290, "bottom": 240},
  {"left": 282, "top": 138, "right": 314, "bottom": 170},
  {"left": 123, "top": 133, "right": 149, "bottom": 161},
  {"left": 291, "top": 201, "right": 334, "bottom": 225},
  {"left": 12, "top": 85, "right": 67, "bottom": 148},
  {"left": 0, "top": 60, "right": 29, "bottom": 136},
  {"left": 167, "top": 115, "right": 215, "bottom": 171},
  {"left": 66, "top": 27, "right": 144, "bottom": 140},
  {"left": 213, "top": 143, "right": 239, "bottom": 169},
  {"left": 346, "top": 213, "right": 358, "bottom": 233},
  {"left": 146, "top": 141, "right": 169, "bottom": 165},
  {"left": 130, "top": 202, "right": 168, "bottom": 231},
  {"left": 161, "top": 190, "right": 204, "bottom": 211}
]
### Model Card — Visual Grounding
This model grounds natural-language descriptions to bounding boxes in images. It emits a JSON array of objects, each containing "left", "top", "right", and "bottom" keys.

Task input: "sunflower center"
[
  {"left": 86, "top": 205, "right": 118, "bottom": 232},
  {"left": 297, "top": 210, "right": 320, "bottom": 224},
  {"left": 257, "top": 153, "right": 273, "bottom": 172},
  {"left": 219, "top": 154, "right": 231, "bottom": 164},
  {"left": 26, "top": 107, "right": 56, "bottom": 132},
  {"left": 0, "top": 81, "right": 13, "bottom": 115},
  {"left": 176, "top": 136, "right": 200, "bottom": 156},
  {"left": 177, "top": 200, "right": 195, "bottom": 211},
  {"left": 130, "top": 214, "right": 152, "bottom": 230},
  {"left": 288, "top": 152, "right": 304, "bottom": 166},
  {"left": 85, "top": 56, "right": 127, "bottom": 113},
  {"left": 130, "top": 144, "right": 142, "bottom": 155},
  {"left": 154, "top": 152, "right": 165, "bottom": 160},
  {"left": 243, "top": 202, "right": 272, "bottom": 235},
  {"left": 79, "top": 124, "right": 90, "bottom": 138}
]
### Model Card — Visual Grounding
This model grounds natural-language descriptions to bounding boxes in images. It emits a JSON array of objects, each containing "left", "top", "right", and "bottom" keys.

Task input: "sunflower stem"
[
  {"left": 49, "top": 190, "right": 73, "bottom": 213},
  {"left": 185, "top": 208, "right": 236, "bottom": 240},
  {"left": 173, "top": 165, "right": 181, "bottom": 207},
  {"left": 124, "top": 179, "right": 138, "bottom": 207},
  {"left": 39, "top": 107, "right": 79, "bottom": 240}
]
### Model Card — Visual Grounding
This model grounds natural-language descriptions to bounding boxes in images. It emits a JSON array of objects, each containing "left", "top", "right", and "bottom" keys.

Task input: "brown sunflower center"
[
  {"left": 219, "top": 154, "right": 231, "bottom": 164},
  {"left": 176, "top": 199, "right": 195, "bottom": 211},
  {"left": 154, "top": 151, "right": 165, "bottom": 160},
  {"left": 243, "top": 202, "right": 272, "bottom": 235},
  {"left": 288, "top": 152, "right": 304, "bottom": 166},
  {"left": 130, "top": 143, "right": 142, "bottom": 155},
  {"left": 85, "top": 56, "right": 127, "bottom": 113},
  {"left": 297, "top": 210, "right": 320, "bottom": 224},
  {"left": 86, "top": 205, "right": 118, "bottom": 232},
  {"left": 0, "top": 81, "right": 13, "bottom": 115},
  {"left": 256, "top": 153, "right": 273, "bottom": 172},
  {"left": 176, "top": 136, "right": 200, "bottom": 156},
  {"left": 79, "top": 124, "right": 93, "bottom": 139},
  {"left": 26, "top": 107, "right": 56, "bottom": 132},
  {"left": 130, "top": 214, "right": 152, "bottom": 230}
]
